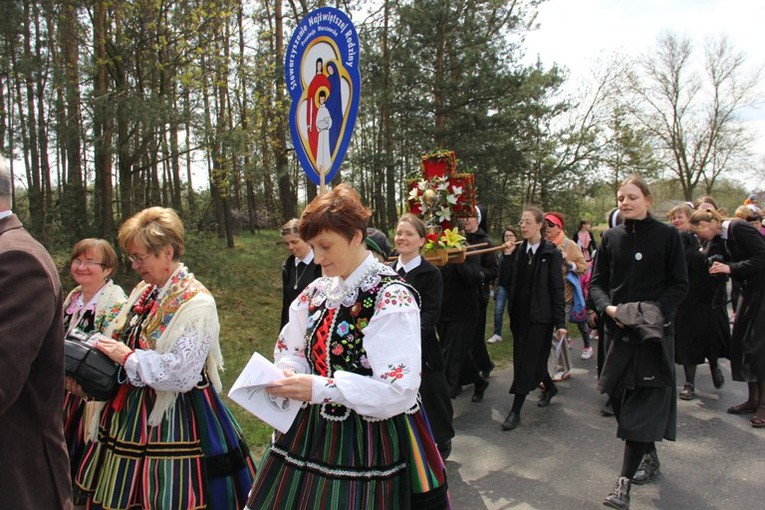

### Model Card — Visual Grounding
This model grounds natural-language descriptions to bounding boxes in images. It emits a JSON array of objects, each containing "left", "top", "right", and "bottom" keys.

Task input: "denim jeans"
[{"left": 493, "top": 286, "right": 509, "bottom": 336}]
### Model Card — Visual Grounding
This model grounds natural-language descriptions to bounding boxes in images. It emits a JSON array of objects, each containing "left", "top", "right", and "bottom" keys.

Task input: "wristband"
[{"left": 121, "top": 349, "right": 135, "bottom": 366}]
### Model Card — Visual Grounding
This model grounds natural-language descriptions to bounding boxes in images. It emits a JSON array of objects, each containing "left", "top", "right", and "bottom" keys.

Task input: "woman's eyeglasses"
[
  {"left": 127, "top": 253, "right": 153, "bottom": 265},
  {"left": 71, "top": 259, "right": 104, "bottom": 268}
]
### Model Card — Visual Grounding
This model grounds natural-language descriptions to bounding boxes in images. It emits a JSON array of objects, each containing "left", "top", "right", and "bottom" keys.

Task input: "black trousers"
[{"left": 438, "top": 319, "right": 481, "bottom": 395}]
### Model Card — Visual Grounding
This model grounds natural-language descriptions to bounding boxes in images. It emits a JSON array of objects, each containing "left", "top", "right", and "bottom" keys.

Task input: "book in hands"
[{"left": 228, "top": 352, "right": 300, "bottom": 433}]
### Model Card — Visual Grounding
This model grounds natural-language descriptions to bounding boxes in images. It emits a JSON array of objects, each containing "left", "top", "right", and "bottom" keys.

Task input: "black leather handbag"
[{"left": 64, "top": 329, "right": 120, "bottom": 401}]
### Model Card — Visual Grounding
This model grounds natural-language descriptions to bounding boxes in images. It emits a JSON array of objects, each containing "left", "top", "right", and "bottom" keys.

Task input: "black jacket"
[
  {"left": 590, "top": 214, "right": 688, "bottom": 322},
  {"left": 392, "top": 259, "right": 444, "bottom": 369},
  {"left": 439, "top": 250, "right": 482, "bottom": 322},
  {"left": 465, "top": 228, "right": 498, "bottom": 304},
  {"left": 506, "top": 239, "right": 566, "bottom": 330},
  {"left": 280, "top": 254, "right": 322, "bottom": 329}
]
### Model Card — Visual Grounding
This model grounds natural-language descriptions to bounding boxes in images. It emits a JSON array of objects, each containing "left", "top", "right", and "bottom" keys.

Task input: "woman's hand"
[
  {"left": 65, "top": 376, "right": 87, "bottom": 399},
  {"left": 266, "top": 369, "right": 313, "bottom": 402},
  {"left": 503, "top": 241, "right": 516, "bottom": 254},
  {"left": 605, "top": 305, "right": 624, "bottom": 328},
  {"left": 556, "top": 328, "right": 567, "bottom": 340},
  {"left": 94, "top": 335, "right": 134, "bottom": 364},
  {"left": 709, "top": 261, "right": 731, "bottom": 275}
]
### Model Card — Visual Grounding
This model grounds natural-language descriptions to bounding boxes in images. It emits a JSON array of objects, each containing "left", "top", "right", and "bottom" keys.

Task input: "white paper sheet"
[{"left": 227, "top": 352, "right": 300, "bottom": 434}]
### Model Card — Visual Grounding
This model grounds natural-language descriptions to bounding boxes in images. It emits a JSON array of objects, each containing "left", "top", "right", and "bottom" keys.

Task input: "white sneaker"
[
  {"left": 486, "top": 334, "right": 502, "bottom": 344},
  {"left": 580, "top": 347, "right": 594, "bottom": 360}
]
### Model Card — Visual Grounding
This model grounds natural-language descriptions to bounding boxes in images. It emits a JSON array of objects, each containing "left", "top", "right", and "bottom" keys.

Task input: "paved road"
[{"left": 445, "top": 348, "right": 763, "bottom": 509}]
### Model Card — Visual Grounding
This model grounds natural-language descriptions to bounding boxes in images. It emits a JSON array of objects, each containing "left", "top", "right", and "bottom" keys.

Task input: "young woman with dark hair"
[{"left": 501, "top": 206, "right": 566, "bottom": 431}]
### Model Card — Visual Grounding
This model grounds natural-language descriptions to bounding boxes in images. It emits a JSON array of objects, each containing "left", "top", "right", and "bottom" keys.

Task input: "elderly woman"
[
  {"left": 62, "top": 238, "right": 127, "bottom": 507},
  {"left": 73, "top": 207, "right": 255, "bottom": 510},
  {"left": 280, "top": 218, "right": 322, "bottom": 329},
  {"left": 501, "top": 206, "right": 566, "bottom": 431},
  {"left": 691, "top": 208, "right": 765, "bottom": 429},
  {"left": 591, "top": 176, "right": 687, "bottom": 509},
  {"left": 246, "top": 185, "right": 449, "bottom": 509},
  {"left": 667, "top": 204, "right": 729, "bottom": 401}
]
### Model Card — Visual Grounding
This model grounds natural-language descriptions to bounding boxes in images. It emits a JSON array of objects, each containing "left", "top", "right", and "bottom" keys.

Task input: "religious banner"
[{"left": 285, "top": 7, "right": 361, "bottom": 189}]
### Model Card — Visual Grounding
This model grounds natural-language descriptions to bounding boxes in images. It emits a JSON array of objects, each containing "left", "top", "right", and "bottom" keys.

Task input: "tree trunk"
[{"left": 93, "top": 0, "right": 113, "bottom": 237}]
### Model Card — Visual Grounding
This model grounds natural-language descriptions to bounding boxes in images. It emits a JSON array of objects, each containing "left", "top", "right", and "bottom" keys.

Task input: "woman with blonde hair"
[
  {"left": 590, "top": 175, "right": 688, "bottom": 509},
  {"left": 690, "top": 208, "right": 765, "bottom": 428},
  {"left": 73, "top": 207, "right": 256, "bottom": 509},
  {"left": 667, "top": 204, "right": 729, "bottom": 401}
]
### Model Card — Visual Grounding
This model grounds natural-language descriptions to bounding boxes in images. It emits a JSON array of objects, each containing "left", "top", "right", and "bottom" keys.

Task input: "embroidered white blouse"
[{"left": 276, "top": 254, "right": 422, "bottom": 420}]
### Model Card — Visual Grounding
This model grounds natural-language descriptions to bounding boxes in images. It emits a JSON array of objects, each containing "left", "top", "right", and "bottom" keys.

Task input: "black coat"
[
  {"left": 438, "top": 251, "right": 482, "bottom": 322},
  {"left": 506, "top": 240, "right": 566, "bottom": 329},
  {"left": 392, "top": 258, "right": 455, "bottom": 444},
  {"left": 280, "top": 254, "right": 322, "bottom": 329},
  {"left": 506, "top": 240, "right": 565, "bottom": 395},
  {"left": 465, "top": 228, "right": 498, "bottom": 304},
  {"left": 394, "top": 259, "right": 444, "bottom": 370},
  {"left": 717, "top": 220, "right": 765, "bottom": 381},
  {"left": 590, "top": 214, "right": 688, "bottom": 442},
  {"left": 674, "top": 230, "right": 730, "bottom": 365}
]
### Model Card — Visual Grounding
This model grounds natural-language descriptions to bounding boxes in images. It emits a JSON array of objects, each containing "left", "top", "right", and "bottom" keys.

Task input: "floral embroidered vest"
[{"left": 302, "top": 271, "right": 419, "bottom": 420}]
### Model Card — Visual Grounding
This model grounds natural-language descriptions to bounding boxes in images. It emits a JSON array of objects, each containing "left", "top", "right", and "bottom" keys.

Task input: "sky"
[{"left": 522, "top": 0, "right": 765, "bottom": 189}]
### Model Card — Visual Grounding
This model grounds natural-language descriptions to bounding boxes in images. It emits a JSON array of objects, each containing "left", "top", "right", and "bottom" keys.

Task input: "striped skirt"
[
  {"left": 246, "top": 403, "right": 449, "bottom": 509},
  {"left": 75, "top": 384, "right": 256, "bottom": 510}
]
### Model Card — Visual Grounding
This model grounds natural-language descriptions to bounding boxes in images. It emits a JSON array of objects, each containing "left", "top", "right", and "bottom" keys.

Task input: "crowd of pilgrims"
[{"left": 36, "top": 176, "right": 764, "bottom": 509}]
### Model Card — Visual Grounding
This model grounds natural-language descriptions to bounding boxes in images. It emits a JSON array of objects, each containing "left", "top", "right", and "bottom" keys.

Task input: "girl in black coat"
[
  {"left": 590, "top": 176, "right": 688, "bottom": 510},
  {"left": 501, "top": 206, "right": 566, "bottom": 432},
  {"left": 691, "top": 208, "right": 765, "bottom": 428},
  {"left": 279, "top": 219, "right": 322, "bottom": 329},
  {"left": 393, "top": 214, "right": 455, "bottom": 458}
]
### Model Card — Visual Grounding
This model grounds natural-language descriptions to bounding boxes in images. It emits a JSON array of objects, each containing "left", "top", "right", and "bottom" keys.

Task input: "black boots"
[
  {"left": 603, "top": 476, "right": 631, "bottom": 509},
  {"left": 632, "top": 450, "right": 660, "bottom": 484},
  {"left": 537, "top": 384, "right": 558, "bottom": 407},
  {"left": 501, "top": 411, "right": 520, "bottom": 431}
]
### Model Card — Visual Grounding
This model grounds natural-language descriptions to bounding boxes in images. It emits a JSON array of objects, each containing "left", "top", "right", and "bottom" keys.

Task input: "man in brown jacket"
[{"left": 0, "top": 157, "right": 72, "bottom": 508}]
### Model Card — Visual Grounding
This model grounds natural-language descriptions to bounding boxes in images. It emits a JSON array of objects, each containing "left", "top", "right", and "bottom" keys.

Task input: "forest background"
[{"left": 2, "top": 0, "right": 763, "bottom": 247}]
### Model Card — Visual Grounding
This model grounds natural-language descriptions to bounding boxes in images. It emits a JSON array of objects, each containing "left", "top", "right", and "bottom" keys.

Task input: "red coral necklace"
[{"left": 132, "top": 285, "right": 158, "bottom": 315}]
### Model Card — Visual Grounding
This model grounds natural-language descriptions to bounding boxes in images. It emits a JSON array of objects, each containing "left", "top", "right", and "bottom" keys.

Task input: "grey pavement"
[{"left": 445, "top": 344, "right": 763, "bottom": 509}]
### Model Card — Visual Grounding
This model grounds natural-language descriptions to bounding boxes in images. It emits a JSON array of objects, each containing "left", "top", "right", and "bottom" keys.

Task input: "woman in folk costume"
[
  {"left": 590, "top": 175, "right": 687, "bottom": 509},
  {"left": 246, "top": 184, "right": 449, "bottom": 509},
  {"left": 73, "top": 207, "right": 255, "bottom": 510},
  {"left": 392, "top": 213, "right": 455, "bottom": 460},
  {"left": 62, "top": 238, "right": 127, "bottom": 507},
  {"left": 691, "top": 208, "right": 765, "bottom": 428}
]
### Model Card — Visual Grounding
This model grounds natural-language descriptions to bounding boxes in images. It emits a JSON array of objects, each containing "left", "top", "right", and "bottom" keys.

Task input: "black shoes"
[
  {"left": 537, "top": 385, "right": 558, "bottom": 407},
  {"left": 480, "top": 362, "right": 496, "bottom": 380},
  {"left": 632, "top": 450, "right": 660, "bottom": 485},
  {"left": 437, "top": 439, "right": 452, "bottom": 461},
  {"left": 712, "top": 365, "right": 725, "bottom": 389},
  {"left": 603, "top": 476, "right": 631, "bottom": 509},
  {"left": 501, "top": 411, "right": 520, "bottom": 431},
  {"left": 471, "top": 376, "right": 489, "bottom": 402}
]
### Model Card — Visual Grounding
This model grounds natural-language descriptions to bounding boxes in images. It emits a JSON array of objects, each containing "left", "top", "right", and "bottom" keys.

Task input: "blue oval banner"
[{"left": 285, "top": 7, "right": 361, "bottom": 187}]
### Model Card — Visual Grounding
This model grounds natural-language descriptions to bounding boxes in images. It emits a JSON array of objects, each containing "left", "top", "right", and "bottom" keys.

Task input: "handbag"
[{"left": 64, "top": 329, "right": 120, "bottom": 401}]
